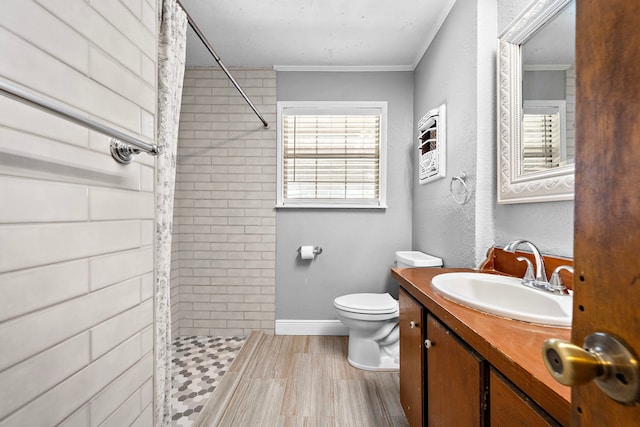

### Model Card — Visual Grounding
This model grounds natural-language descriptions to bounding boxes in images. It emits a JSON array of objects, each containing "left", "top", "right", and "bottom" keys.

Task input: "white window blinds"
[
  {"left": 521, "top": 112, "right": 561, "bottom": 174},
  {"left": 277, "top": 103, "right": 387, "bottom": 208}
]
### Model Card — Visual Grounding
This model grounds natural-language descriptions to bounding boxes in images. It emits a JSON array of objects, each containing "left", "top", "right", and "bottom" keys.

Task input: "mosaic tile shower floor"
[{"left": 171, "top": 336, "right": 246, "bottom": 427}]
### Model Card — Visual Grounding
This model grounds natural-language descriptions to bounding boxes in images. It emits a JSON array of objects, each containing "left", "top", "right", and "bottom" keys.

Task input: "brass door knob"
[{"left": 542, "top": 333, "right": 640, "bottom": 403}]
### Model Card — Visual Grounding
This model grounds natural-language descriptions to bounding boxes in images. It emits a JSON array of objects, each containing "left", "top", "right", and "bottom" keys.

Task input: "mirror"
[{"left": 497, "top": 0, "right": 575, "bottom": 203}]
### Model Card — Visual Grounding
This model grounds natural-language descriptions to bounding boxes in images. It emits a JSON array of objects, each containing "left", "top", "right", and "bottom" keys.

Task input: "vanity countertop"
[{"left": 392, "top": 266, "right": 571, "bottom": 426}]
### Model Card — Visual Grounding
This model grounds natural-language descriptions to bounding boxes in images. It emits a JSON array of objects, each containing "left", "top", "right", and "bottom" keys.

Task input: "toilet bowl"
[
  {"left": 334, "top": 293, "right": 400, "bottom": 371},
  {"left": 334, "top": 251, "right": 443, "bottom": 371}
]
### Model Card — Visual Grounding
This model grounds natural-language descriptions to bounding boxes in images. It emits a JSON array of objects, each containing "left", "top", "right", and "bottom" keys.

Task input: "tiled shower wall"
[
  {"left": 0, "top": 0, "right": 156, "bottom": 426},
  {"left": 171, "top": 67, "right": 277, "bottom": 337}
]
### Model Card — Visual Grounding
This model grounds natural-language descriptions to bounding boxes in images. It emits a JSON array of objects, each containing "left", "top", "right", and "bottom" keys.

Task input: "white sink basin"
[{"left": 430, "top": 272, "right": 572, "bottom": 327}]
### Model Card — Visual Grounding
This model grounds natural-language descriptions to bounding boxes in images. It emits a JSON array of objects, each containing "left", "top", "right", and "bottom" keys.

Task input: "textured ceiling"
[{"left": 180, "top": 0, "right": 457, "bottom": 70}]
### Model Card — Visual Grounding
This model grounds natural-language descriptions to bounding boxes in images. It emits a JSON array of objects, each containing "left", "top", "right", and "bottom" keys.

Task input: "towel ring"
[{"left": 450, "top": 172, "right": 470, "bottom": 205}]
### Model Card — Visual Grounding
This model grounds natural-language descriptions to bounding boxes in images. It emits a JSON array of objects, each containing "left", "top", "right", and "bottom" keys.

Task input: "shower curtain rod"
[{"left": 176, "top": 0, "right": 270, "bottom": 128}]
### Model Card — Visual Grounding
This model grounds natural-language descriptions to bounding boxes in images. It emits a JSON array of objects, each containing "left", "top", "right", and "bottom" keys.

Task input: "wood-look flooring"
[{"left": 194, "top": 331, "right": 409, "bottom": 427}]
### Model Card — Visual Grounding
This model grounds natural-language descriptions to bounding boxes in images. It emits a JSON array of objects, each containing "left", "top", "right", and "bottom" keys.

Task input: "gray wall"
[
  {"left": 495, "top": 0, "right": 574, "bottom": 256},
  {"left": 411, "top": 0, "right": 574, "bottom": 268},
  {"left": 273, "top": 0, "right": 575, "bottom": 322},
  {"left": 276, "top": 72, "right": 414, "bottom": 320},
  {"left": 523, "top": 70, "right": 566, "bottom": 100},
  {"left": 412, "top": 0, "right": 496, "bottom": 267}
]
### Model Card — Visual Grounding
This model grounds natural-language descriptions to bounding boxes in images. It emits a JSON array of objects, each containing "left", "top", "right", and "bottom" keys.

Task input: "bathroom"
[{"left": 1, "top": 0, "right": 638, "bottom": 426}]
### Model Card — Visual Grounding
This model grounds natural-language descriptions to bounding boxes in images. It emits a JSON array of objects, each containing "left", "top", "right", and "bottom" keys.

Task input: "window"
[{"left": 276, "top": 102, "right": 387, "bottom": 208}]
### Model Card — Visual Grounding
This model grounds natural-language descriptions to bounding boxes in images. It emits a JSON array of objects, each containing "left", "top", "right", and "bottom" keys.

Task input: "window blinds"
[
  {"left": 282, "top": 114, "right": 381, "bottom": 202},
  {"left": 521, "top": 112, "right": 561, "bottom": 174}
]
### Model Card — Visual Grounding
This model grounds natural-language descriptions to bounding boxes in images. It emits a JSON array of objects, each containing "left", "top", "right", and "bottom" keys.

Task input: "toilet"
[{"left": 333, "top": 251, "right": 442, "bottom": 371}]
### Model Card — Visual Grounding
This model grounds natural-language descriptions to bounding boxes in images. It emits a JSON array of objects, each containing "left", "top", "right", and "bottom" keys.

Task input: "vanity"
[{"left": 393, "top": 247, "right": 573, "bottom": 426}]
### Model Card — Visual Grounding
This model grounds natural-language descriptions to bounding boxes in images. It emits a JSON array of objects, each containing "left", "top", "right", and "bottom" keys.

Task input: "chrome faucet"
[
  {"left": 504, "top": 240, "right": 573, "bottom": 296},
  {"left": 503, "top": 239, "right": 548, "bottom": 283}
]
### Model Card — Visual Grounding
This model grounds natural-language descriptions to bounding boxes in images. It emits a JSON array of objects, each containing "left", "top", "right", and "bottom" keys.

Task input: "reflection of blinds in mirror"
[{"left": 522, "top": 113, "right": 560, "bottom": 173}]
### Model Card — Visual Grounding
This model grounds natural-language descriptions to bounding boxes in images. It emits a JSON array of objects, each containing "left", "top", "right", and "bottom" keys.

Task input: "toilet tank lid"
[{"left": 395, "top": 251, "right": 443, "bottom": 267}]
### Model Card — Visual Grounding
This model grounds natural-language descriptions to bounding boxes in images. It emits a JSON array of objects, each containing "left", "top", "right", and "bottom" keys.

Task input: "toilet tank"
[{"left": 395, "top": 251, "right": 442, "bottom": 268}]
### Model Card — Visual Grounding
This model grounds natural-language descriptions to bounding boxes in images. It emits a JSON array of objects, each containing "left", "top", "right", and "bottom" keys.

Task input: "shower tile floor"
[{"left": 171, "top": 336, "right": 246, "bottom": 427}]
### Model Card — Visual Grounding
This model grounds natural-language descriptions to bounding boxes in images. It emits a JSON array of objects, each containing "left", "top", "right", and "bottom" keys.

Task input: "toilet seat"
[{"left": 334, "top": 293, "right": 398, "bottom": 315}]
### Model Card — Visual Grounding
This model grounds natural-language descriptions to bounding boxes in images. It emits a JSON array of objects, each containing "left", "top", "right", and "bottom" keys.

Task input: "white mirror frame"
[{"left": 497, "top": 0, "right": 575, "bottom": 204}]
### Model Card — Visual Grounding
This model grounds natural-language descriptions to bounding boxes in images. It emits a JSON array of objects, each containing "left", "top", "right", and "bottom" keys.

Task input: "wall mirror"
[{"left": 497, "top": 0, "right": 575, "bottom": 203}]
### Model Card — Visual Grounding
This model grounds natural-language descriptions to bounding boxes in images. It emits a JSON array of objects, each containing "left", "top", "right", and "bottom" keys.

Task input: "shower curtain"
[{"left": 155, "top": 0, "right": 187, "bottom": 424}]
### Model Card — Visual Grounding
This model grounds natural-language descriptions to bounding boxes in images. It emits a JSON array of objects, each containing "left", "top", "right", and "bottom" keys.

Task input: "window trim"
[{"left": 276, "top": 101, "right": 388, "bottom": 209}]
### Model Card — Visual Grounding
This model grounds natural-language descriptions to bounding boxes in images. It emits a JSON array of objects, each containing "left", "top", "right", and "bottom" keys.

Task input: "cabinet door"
[
  {"left": 426, "top": 314, "right": 487, "bottom": 426},
  {"left": 399, "top": 288, "right": 423, "bottom": 427},
  {"left": 490, "top": 369, "right": 560, "bottom": 427}
]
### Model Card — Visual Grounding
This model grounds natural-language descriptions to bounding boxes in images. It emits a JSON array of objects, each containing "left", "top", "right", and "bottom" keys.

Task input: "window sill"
[{"left": 276, "top": 203, "right": 388, "bottom": 210}]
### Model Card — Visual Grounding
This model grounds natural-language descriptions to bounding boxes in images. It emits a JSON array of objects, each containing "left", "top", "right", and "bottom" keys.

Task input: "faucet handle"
[
  {"left": 516, "top": 256, "right": 536, "bottom": 283},
  {"left": 549, "top": 265, "right": 574, "bottom": 295}
]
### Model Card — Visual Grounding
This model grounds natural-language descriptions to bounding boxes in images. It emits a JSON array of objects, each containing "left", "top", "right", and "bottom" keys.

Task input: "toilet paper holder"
[{"left": 297, "top": 246, "right": 323, "bottom": 256}]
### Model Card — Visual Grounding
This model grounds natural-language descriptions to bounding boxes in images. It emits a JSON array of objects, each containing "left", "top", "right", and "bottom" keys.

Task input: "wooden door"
[
  {"left": 426, "top": 314, "right": 487, "bottom": 426},
  {"left": 572, "top": 0, "right": 640, "bottom": 424},
  {"left": 399, "top": 288, "right": 424, "bottom": 427}
]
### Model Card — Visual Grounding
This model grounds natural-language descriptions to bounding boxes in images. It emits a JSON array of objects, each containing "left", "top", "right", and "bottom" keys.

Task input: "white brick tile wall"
[
  {"left": 0, "top": 96, "right": 89, "bottom": 148},
  {"left": 90, "top": 299, "right": 153, "bottom": 359},
  {"left": 0, "top": 277, "right": 142, "bottom": 371},
  {"left": 89, "top": 188, "right": 155, "bottom": 220},
  {"left": 172, "top": 67, "right": 276, "bottom": 336},
  {"left": 58, "top": 405, "right": 90, "bottom": 427},
  {"left": 0, "top": 221, "right": 142, "bottom": 272},
  {"left": 0, "top": 260, "right": 89, "bottom": 323},
  {"left": 0, "top": 0, "right": 155, "bottom": 425},
  {"left": 35, "top": 0, "right": 142, "bottom": 75},
  {"left": 140, "top": 1, "right": 156, "bottom": 33},
  {"left": 0, "top": 332, "right": 90, "bottom": 420},
  {"left": 0, "top": 1, "right": 90, "bottom": 73},
  {"left": 0, "top": 177, "right": 88, "bottom": 223},
  {"left": 100, "top": 389, "right": 143, "bottom": 427},
  {"left": 0, "top": 126, "right": 143, "bottom": 191},
  {"left": 89, "top": 47, "right": 155, "bottom": 113},
  {"left": 89, "top": 0, "right": 155, "bottom": 55},
  {"left": 140, "top": 272, "right": 154, "bottom": 301},
  {"left": 130, "top": 406, "right": 153, "bottom": 427},
  {"left": 0, "top": 332, "right": 150, "bottom": 427},
  {"left": 89, "top": 247, "right": 153, "bottom": 291},
  {"left": 0, "top": 28, "right": 143, "bottom": 136}
]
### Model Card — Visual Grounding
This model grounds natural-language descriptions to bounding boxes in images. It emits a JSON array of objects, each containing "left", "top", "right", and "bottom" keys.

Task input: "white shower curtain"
[{"left": 155, "top": 0, "right": 187, "bottom": 424}]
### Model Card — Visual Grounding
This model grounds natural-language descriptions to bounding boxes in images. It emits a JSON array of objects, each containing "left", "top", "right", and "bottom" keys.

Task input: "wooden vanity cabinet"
[
  {"left": 489, "top": 369, "right": 560, "bottom": 427},
  {"left": 426, "top": 314, "right": 488, "bottom": 426},
  {"left": 399, "top": 288, "right": 424, "bottom": 427},
  {"left": 400, "top": 289, "right": 488, "bottom": 427},
  {"left": 399, "top": 287, "right": 562, "bottom": 426}
]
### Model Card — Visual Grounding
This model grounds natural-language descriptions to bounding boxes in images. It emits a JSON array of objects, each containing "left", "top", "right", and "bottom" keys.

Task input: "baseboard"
[{"left": 275, "top": 320, "right": 348, "bottom": 336}]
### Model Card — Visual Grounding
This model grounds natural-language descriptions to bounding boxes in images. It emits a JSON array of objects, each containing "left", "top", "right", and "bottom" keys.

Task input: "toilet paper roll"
[{"left": 300, "top": 246, "right": 315, "bottom": 260}]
